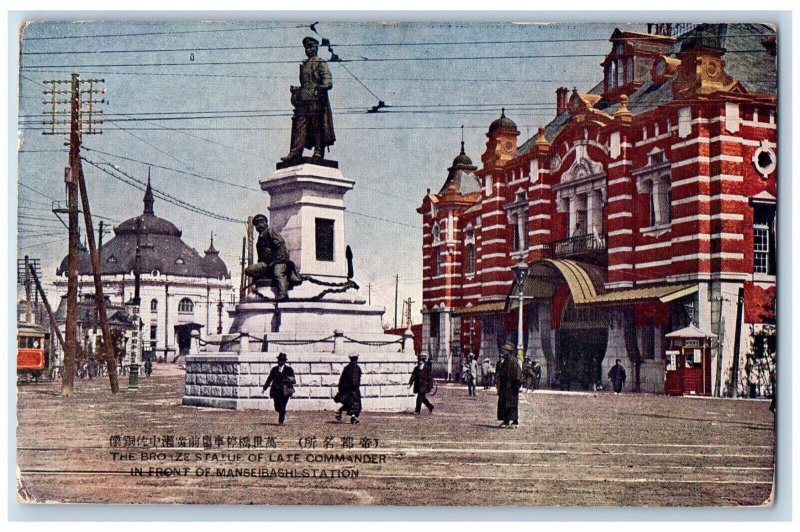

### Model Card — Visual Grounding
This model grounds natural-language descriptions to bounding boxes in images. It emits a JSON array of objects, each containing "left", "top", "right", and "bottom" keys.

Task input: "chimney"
[{"left": 556, "top": 87, "right": 569, "bottom": 115}]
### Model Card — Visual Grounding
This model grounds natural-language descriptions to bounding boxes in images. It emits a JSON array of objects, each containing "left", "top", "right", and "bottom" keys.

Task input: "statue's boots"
[
  {"left": 312, "top": 148, "right": 324, "bottom": 159},
  {"left": 281, "top": 150, "right": 302, "bottom": 162}
]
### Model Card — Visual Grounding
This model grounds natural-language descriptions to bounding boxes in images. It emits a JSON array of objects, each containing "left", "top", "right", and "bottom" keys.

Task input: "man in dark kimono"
[
  {"left": 262, "top": 353, "right": 296, "bottom": 425},
  {"left": 281, "top": 36, "right": 336, "bottom": 161},
  {"left": 245, "top": 214, "right": 302, "bottom": 301},
  {"left": 408, "top": 355, "right": 435, "bottom": 414},
  {"left": 608, "top": 359, "right": 627, "bottom": 395},
  {"left": 496, "top": 341, "right": 523, "bottom": 428},
  {"left": 335, "top": 354, "right": 362, "bottom": 424}
]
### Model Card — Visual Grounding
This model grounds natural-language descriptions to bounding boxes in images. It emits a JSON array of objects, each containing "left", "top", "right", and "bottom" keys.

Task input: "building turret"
[{"left": 481, "top": 108, "right": 520, "bottom": 169}]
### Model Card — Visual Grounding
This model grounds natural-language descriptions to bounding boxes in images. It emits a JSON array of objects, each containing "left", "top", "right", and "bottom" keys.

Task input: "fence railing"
[{"left": 549, "top": 233, "right": 607, "bottom": 258}]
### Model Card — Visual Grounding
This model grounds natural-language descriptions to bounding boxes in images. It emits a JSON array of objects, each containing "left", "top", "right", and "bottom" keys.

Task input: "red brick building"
[{"left": 418, "top": 24, "right": 777, "bottom": 396}]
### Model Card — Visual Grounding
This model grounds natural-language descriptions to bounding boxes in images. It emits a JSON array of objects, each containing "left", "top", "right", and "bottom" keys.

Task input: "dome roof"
[
  {"left": 200, "top": 234, "right": 230, "bottom": 278},
  {"left": 115, "top": 213, "right": 182, "bottom": 238},
  {"left": 451, "top": 141, "right": 473, "bottom": 167},
  {"left": 438, "top": 141, "right": 480, "bottom": 196},
  {"left": 488, "top": 108, "right": 518, "bottom": 134},
  {"left": 56, "top": 179, "right": 230, "bottom": 280}
]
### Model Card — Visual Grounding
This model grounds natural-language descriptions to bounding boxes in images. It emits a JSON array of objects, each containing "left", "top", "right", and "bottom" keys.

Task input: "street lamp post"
[{"left": 510, "top": 258, "right": 531, "bottom": 361}]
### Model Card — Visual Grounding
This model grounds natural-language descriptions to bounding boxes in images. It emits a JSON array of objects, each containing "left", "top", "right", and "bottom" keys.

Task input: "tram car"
[{"left": 17, "top": 322, "right": 50, "bottom": 382}]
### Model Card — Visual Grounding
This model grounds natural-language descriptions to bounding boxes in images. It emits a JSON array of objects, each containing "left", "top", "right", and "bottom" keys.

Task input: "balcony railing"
[{"left": 549, "top": 233, "right": 607, "bottom": 259}]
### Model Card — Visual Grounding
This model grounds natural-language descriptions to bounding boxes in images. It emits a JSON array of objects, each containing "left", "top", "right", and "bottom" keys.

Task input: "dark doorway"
[
  {"left": 173, "top": 323, "right": 203, "bottom": 361},
  {"left": 555, "top": 329, "right": 607, "bottom": 390}
]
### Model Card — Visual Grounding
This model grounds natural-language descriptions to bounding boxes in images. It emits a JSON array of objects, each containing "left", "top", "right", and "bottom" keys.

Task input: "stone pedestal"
[
  {"left": 182, "top": 351, "right": 416, "bottom": 411},
  {"left": 182, "top": 162, "right": 416, "bottom": 411},
  {"left": 263, "top": 163, "right": 353, "bottom": 284}
]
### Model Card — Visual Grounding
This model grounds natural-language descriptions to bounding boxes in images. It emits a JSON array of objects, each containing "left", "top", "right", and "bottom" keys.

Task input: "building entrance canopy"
[{"left": 507, "top": 259, "right": 698, "bottom": 310}]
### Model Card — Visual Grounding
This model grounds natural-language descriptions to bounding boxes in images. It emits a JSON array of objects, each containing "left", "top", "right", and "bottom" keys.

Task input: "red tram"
[{"left": 17, "top": 322, "right": 50, "bottom": 381}]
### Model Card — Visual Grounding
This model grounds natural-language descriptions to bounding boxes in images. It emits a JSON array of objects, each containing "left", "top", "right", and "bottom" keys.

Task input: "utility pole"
[
  {"left": 405, "top": 297, "right": 414, "bottom": 329},
  {"left": 239, "top": 237, "right": 247, "bottom": 303},
  {"left": 24, "top": 256, "right": 32, "bottom": 323},
  {"left": 394, "top": 274, "right": 399, "bottom": 329},
  {"left": 43, "top": 73, "right": 113, "bottom": 394},
  {"left": 217, "top": 287, "right": 223, "bottom": 334},
  {"left": 367, "top": 283, "right": 371, "bottom": 305},
  {"left": 98, "top": 221, "right": 106, "bottom": 257}
]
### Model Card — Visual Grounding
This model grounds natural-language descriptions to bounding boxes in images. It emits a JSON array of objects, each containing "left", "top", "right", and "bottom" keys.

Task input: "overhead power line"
[
  {"left": 19, "top": 70, "right": 599, "bottom": 83},
  {"left": 344, "top": 210, "right": 421, "bottom": 230},
  {"left": 19, "top": 182, "right": 59, "bottom": 202},
  {"left": 109, "top": 122, "right": 194, "bottom": 169},
  {"left": 19, "top": 49, "right": 769, "bottom": 70},
  {"left": 19, "top": 238, "right": 65, "bottom": 250},
  {"left": 82, "top": 157, "right": 245, "bottom": 224},
  {"left": 23, "top": 23, "right": 307, "bottom": 41},
  {"left": 81, "top": 145, "right": 261, "bottom": 192},
  {"left": 20, "top": 31, "right": 774, "bottom": 55}
]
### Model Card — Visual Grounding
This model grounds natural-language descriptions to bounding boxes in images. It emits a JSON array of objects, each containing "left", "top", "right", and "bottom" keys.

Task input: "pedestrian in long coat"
[
  {"left": 408, "top": 355, "right": 435, "bottom": 414},
  {"left": 496, "top": 341, "right": 523, "bottom": 428},
  {"left": 262, "top": 352, "right": 296, "bottom": 425},
  {"left": 335, "top": 354, "right": 363, "bottom": 424},
  {"left": 608, "top": 359, "right": 627, "bottom": 394},
  {"left": 467, "top": 354, "right": 478, "bottom": 397}
]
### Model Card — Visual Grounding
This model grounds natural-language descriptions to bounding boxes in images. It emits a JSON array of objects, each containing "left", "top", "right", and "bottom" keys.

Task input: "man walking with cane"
[{"left": 409, "top": 354, "right": 435, "bottom": 414}]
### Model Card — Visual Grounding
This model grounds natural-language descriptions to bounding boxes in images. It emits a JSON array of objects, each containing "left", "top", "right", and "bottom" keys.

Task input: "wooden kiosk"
[{"left": 664, "top": 324, "right": 715, "bottom": 396}]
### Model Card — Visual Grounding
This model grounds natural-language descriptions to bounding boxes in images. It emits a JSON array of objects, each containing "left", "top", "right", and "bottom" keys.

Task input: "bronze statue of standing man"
[{"left": 281, "top": 37, "right": 336, "bottom": 162}]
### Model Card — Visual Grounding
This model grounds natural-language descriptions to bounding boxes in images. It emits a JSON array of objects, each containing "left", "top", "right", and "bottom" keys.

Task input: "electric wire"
[
  {"left": 23, "top": 23, "right": 308, "bottom": 41},
  {"left": 18, "top": 49, "right": 771, "bottom": 70},
  {"left": 81, "top": 145, "right": 261, "bottom": 193},
  {"left": 82, "top": 157, "right": 245, "bottom": 224}
]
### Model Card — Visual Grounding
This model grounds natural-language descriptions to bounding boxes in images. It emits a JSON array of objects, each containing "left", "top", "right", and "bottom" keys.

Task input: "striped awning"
[
  {"left": 586, "top": 283, "right": 699, "bottom": 305},
  {"left": 452, "top": 301, "right": 506, "bottom": 316},
  {"left": 509, "top": 259, "right": 605, "bottom": 309},
  {"left": 509, "top": 258, "right": 698, "bottom": 309}
]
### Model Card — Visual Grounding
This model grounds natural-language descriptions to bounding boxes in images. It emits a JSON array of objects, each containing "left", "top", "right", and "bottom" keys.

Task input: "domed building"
[{"left": 53, "top": 179, "right": 234, "bottom": 363}]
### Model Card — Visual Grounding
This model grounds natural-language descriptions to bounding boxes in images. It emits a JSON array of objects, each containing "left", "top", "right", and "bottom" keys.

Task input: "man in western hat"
[
  {"left": 408, "top": 354, "right": 435, "bottom": 414},
  {"left": 262, "top": 352, "right": 296, "bottom": 425},
  {"left": 282, "top": 36, "right": 336, "bottom": 162},
  {"left": 496, "top": 340, "right": 523, "bottom": 428},
  {"left": 335, "top": 354, "right": 363, "bottom": 424}
]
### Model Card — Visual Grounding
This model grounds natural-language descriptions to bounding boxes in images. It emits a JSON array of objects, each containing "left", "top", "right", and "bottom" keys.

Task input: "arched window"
[
  {"left": 434, "top": 248, "right": 445, "bottom": 277},
  {"left": 466, "top": 243, "right": 476, "bottom": 274},
  {"left": 664, "top": 182, "right": 672, "bottom": 223},
  {"left": 609, "top": 61, "right": 618, "bottom": 89},
  {"left": 178, "top": 298, "right": 194, "bottom": 314},
  {"left": 648, "top": 186, "right": 657, "bottom": 227},
  {"left": 642, "top": 177, "right": 671, "bottom": 227}
]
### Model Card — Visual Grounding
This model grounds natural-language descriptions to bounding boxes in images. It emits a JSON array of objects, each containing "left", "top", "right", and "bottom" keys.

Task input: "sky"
[{"left": 14, "top": 18, "right": 647, "bottom": 326}]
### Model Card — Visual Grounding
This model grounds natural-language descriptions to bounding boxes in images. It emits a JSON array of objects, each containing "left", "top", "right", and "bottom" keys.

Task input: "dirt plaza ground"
[{"left": 16, "top": 364, "right": 775, "bottom": 507}]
